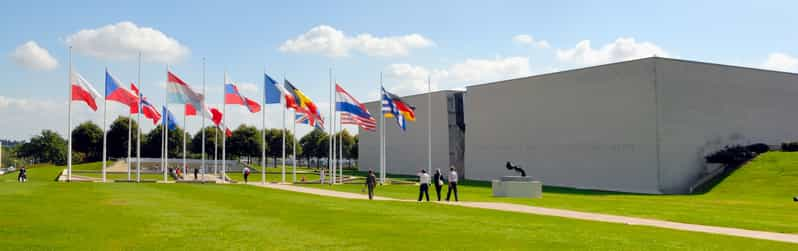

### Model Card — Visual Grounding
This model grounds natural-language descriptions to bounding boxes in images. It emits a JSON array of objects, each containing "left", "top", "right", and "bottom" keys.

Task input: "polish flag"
[{"left": 71, "top": 71, "right": 102, "bottom": 111}]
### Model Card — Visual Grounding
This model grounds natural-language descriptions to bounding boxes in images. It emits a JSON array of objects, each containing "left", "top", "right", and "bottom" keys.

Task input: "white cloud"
[
  {"left": 512, "top": 34, "right": 550, "bottom": 49},
  {"left": 9, "top": 41, "right": 59, "bottom": 71},
  {"left": 556, "top": 37, "right": 668, "bottom": 65},
  {"left": 279, "top": 25, "right": 434, "bottom": 57},
  {"left": 384, "top": 56, "right": 532, "bottom": 95},
  {"left": 66, "top": 21, "right": 189, "bottom": 64},
  {"left": 761, "top": 53, "right": 798, "bottom": 72}
]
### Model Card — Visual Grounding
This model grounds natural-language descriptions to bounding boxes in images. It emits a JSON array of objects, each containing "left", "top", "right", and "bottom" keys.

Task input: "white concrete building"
[{"left": 359, "top": 57, "right": 798, "bottom": 194}]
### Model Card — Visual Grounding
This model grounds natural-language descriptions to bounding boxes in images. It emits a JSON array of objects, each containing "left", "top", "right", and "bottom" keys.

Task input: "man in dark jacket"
[
  {"left": 365, "top": 170, "right": 377, "bottom": 200},
  {"left": 433, "top": 169, "right": 444, "bottom": 201}
]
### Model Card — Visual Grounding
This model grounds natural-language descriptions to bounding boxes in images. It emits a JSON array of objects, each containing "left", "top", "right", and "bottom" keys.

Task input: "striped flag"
[
  {"left": 381, "top": 87, "right": 415, "bottom": 131},
  {"left": 296, "top": 113, "right": 325, "bottom": 130},
  {"left": 335, "top": 84, "right": 376, "bottom": 131}
]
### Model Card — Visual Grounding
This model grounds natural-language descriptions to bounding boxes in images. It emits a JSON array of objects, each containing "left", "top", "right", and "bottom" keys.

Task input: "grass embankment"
[
  {"left": 0, "top": 165, "right": 795, "bottom": 250},
  {"left": 302, "top": 152, "right": 798, "bottom": 233}
]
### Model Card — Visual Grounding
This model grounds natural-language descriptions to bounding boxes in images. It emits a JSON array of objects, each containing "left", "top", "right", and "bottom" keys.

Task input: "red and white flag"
[{"left": 71, "top": 71, "right": 102, "bottom": 111}]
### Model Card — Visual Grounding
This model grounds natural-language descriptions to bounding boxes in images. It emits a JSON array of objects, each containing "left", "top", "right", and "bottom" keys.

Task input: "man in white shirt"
[
  {"left": 418, "top": 169, "right": 431, "bottom": 202},
  {"left": 446, "top": 167, "right": 459, "bottom": 202}
]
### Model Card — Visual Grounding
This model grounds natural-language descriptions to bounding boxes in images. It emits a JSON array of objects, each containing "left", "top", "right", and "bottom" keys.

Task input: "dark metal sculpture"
[{"left": 505, "top": 161, "right": 526, "bottom": 177}]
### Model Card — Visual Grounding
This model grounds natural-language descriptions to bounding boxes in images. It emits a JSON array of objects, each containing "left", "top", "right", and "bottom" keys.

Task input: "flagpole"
[
  {"left": 379, "top": 72, "right": 385, "bottom": 184},
  {"left": 127, "top": 103, "right": 132, "bottom": 181},
  {"left": 201, "top": 57, "right": 206, "bottom": 183},
  {"left": 281, "top": 88, "right": 286, "bottom": 184},
  {"left": 339, "top": 118, "right": 343, "bottom": 182},
  {"left": 328, "top": 68, "right": 333, "bottom": 184},
  {"left": 427, "top": 75, "right": 431, "bottom": 175},
  {"left": 292, "top": 109, "right": 296, "bottom": 183},
  {"left": 163, "top": 66, "right": 168, "bottom": 183},
  {"left": 102, "top": 68, "right": 108, "bottom": 183},
  {"left": 261, "top": 70, "right": 267, "bottom": 184},
  {"left": 136, "top": 52, "right": 142, "bottom": 182},
  {"left": 214, "top": 125, "right": 218, "bottom": 175},
  {"left": 222, "top": 73, "right": 227, "bottom": 183},
  {"left": 332, "top": 84, "right": 337, "bottom": 184},
  {"left": 67, "top": 46, "right": 73, "bottom": 182},
  {"left": 182, "top": 110, "right": 186, "bottom": 179}
]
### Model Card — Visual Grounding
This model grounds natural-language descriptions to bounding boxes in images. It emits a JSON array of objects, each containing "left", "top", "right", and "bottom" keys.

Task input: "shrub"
[
  {"left": 705, "top": 145, "right": 755, "bottom": 165},
  {"left": 782, "top": 142, "right": 798, "bottom": 152},
  {"left": 746, "top": 143, "right": 770, "bottom": 154}
]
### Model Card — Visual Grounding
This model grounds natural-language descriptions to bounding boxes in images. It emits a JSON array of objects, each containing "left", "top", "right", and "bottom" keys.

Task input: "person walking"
[
  {"left": 243, "top": 166, "right": 251, "bottom": 184},
  {"left": 446, "top": 167, "right": 459, "bottom": 202},
  {"left": 433, "top": 169, "right": 444, "bottom": 201},
  {"left": 418, "top": 169, "right": 430, "bottom": 202},
  {"left": 17, "top": 166, "right": 27, "bottom": 182},
  {"left": 194, "top": 168, "right": 199, "bottom": 180},
  {"left": 365, "top": 169, "right": 377, "bottom": 200}
]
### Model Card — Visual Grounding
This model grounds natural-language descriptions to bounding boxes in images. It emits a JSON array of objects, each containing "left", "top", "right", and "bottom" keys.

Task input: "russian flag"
[
  {"left": 71, "top": 71, "right": 102, "bottom": 111},
  {"left": 105, "top": 70, "right": 139, "bottom": 109},
  {"left": 224, "top": 82, "right": 261, "bottom": 113}
]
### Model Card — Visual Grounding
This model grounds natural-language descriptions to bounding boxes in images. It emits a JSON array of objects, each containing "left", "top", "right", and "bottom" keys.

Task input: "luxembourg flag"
[
  {"left": 167, "top": 70, "right": 205, "bottom": 116},
  {"left": 224, "top": 82, "right": 261, "bottom": 113},
  {"left": 71, "top": 71, "right": 102, "bottom": 111},
  {"left": 105, "top": 70, "right": 139, "bottom": 109}
]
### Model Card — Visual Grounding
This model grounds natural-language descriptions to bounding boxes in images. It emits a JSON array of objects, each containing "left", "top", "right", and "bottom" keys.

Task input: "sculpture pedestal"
[{"left": 492, "top": 176, "right": 542, "bottom": 198}]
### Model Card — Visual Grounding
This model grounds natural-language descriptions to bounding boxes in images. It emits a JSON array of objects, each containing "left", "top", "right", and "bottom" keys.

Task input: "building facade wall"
[
  {"left": 655, "top": 59, "right": 798, "bottom": 193},
  {"left": 464, "top": 59, "right": 662, "bottom": 193},
  {"left": 359, "top": 91, "right": 461, "bottom": 177}
]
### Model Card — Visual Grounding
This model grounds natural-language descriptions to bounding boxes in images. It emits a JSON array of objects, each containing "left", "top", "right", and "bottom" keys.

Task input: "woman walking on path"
[
  {"left": 417, "top": 169, "right": 430, "bottom": 202},
  {"left": 17, "top": 166, "right": 27, "bottom": 182},
  {"left": 433, "top": 169, "right": 444, "bottom": 201},
  {"left": 365, "top": 170, "right": 377, "bottom": 200}
]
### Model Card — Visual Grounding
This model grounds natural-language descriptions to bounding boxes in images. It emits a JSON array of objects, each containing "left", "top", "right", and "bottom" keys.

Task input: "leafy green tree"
[
  {"left": 71, "top": 121, "right": 102, "bottom": 162},
  {"left": 106, "top": 116, "right": 139, "bottom": 158},
  {"left": 299, "top": 128, "right": 327, "bottom": 168},
  {"left": 17, "top": 130, "right": 66, "bottom": 165},
  {"left": 141, "top": 125, "right": 185, "bottom": 158},
  {"left": 349, "top": 134, "right": 358, "bottom": 168},
  {"left": 191, "top": 126, "right": 222, "bottom": 156},
  {"left": 228, "top": 125, "right": 262, "bottom": 161},
  {"left": 333, "top": 129, "right": 355, "bottom": 167},
  {"left": 266, "top": 128, "right": 296, "bottom": 167}
]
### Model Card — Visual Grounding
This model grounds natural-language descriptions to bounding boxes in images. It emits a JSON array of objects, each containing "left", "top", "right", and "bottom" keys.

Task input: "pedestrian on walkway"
[
  {"left": 243, "top": 167, "right": 251, "bottom": 184},
  {"left": 446, "top": 167, "right": 459, "bottom": 202},
  {"left": 365, "top": 169, "right": 377, "bottom": 200},
  {"left": 17, "top": 166, "right": 27, "bottom": 182},
  {"left": 433, "top": 169, "right": 444, "bottom": 201},
  {"left": 194, "top": 168, "right": 199, "bottom": 180},
  {"left": 418, "top": 169, "right": 430, "bottom": 202}
]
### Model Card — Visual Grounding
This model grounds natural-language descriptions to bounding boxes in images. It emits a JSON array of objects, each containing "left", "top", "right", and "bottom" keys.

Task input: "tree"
[
  {"left": 334, "top": 129, "right": 355, "bottom": 165},
  {"left": 71, "top": 121, "right": 102, "bottom": 162},
  {"left": 191, "top": 126, "right": 222, "bottom": 156},
  {"left": 350, "top": 134, "right": 359, "bottom": 167},
  {"left": 141, "top": 125, "right": 185, "bottom": 158},
  {"left": 228, "top": 125, "right": 262, "bottom": 161},
  {"left": 299, "top": 128, "right": 327, "bottom": 168},
  {"left": 266, "top": 128, "right": 295, "bottom": 167},
  {"left": 106, "top": 116, "right": 139, "bottom": 158},
  {"left": 17, "top": 130, "right": 66, "bottom": 165}
]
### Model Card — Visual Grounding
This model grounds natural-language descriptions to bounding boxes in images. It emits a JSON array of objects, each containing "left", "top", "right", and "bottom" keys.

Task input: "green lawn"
[
  {"left": 301, "top": 152, "right": 798, "bottom": 234},
  {"left": 77, "top": 172, "right": 173, "bottom": 181},
  {"left": 227, "top": 168, "right": 321, "bottom": 183},
  {"left": 0, "top": 166, "right": 796, "bottom": 250}
]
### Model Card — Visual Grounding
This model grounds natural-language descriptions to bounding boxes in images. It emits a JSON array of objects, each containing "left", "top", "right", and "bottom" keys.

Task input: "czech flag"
[
  {"left": 224, "top": 82, "right": 261, "bottom": 113},
  {"left": 130, "top": 83, "right": 162, "bottom": 125},
  {"left": 105, "top": 70, "right": 139, "bottom": 109},
  {"left": 71, "top": 71, "right": 102, "bottom": 111}
]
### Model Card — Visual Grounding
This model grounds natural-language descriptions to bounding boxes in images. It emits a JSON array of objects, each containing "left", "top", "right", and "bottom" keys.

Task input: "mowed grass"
[
  {"left": 0, "top": 166, "right": 796, "bottom": 250},
  {"left": 302, "top": 152, "right": 798, "bottom": 233}
]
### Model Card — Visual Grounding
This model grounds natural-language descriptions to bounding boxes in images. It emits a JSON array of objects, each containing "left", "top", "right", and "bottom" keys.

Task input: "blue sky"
[{"left": 1, "top": 0, "right": 797, "bottom": 140}]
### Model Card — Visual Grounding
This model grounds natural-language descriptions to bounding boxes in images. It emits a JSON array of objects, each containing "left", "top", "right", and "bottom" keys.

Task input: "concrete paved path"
[{"left": 247, "top": 183, "right": 798, "bottom": 244}]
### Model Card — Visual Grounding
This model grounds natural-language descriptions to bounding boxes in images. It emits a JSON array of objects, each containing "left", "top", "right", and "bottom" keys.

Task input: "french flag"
[
  {"left": 71, "top": 71, "right": 102, "bottom": 111},
  {"left": 105, "top": 70, "right": 139, "bottom": 109},
  {"left": 130, "top": 83, "right": 161, "bottom": 125},
  {"left": 224, "top": 83, "right": 261, "bottom": 113}
]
